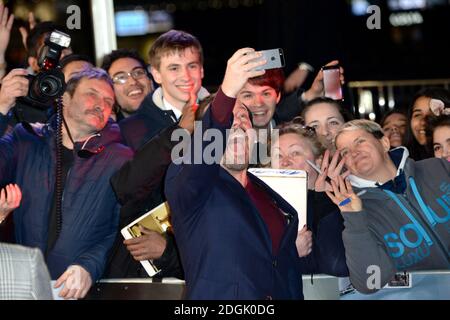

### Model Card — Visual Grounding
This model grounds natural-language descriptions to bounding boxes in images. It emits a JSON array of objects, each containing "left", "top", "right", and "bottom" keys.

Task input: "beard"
[{"left": 222, "top": 161, "right": 248, "bottom": 172}]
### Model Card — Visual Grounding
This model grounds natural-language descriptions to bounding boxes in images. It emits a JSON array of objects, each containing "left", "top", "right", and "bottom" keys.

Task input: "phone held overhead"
[
  {"left": 322, "top": 64, "right": 343, "bottom": 101},
  {"left": 248, "top": 48, "right": 285, "bottom": 71}
]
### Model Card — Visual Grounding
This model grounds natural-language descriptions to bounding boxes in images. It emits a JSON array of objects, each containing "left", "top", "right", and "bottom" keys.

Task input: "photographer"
[
  {"left": 0, "top": 23, "right": 73, "bottom": 138},
  {"left": 0, "top": 69, "right": 29, "bottom": 136},
  {"left": 0, "top": 67, "right": 133, "bottom": 299}
]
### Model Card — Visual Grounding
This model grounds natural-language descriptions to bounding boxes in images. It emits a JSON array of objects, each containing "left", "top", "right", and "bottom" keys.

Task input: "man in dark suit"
[{"left": 165, "top": 48, "right": 306, "bottom": 299}]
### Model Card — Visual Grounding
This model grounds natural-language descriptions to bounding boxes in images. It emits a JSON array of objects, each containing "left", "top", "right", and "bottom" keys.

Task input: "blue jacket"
[
  {"left": 165, "top": 101, "right": 304, "bottom": 299},
  {"left": 0, "top": 118, "right": 133, "bottom": 281}
]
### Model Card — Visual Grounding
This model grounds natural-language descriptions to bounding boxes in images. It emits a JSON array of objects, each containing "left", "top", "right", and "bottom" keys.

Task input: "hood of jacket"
[
  {"left": 151, "top": 86, "right": 210, "bottom": 110},
  {"left": 348, "top": 146, "right": 409, "bottom": 189},
  {"left": 23, "top": 116, "right": 124, "bottom": 156}
]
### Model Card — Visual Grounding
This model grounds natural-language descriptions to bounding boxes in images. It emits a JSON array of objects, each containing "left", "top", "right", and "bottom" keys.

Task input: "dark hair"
[
  {"left": 101, "top": 48, "right": 147, "bottom": 73},
  {"left": 426, "top": 114, "right": 450, "bottom": 149},
  {"left": 65, "top": 67, "right": 113, "bottom": 97},
  {"left": 60, "top": 54, "right": 94, "bottom": 70},
  {"left": 379, "top": 109, "right": 407, "bottom": 128},
  {"left": 148, "top": 30, "right": 203, "bottom": 70},
  {"left": 248, "top": 68, "right": 285, "bottom": 95},
  {"left": 404, "top": 87, "right": 450, "bottom": 160},
  {"left": 410, "top": 87, "right": 450, "bottom": 108},
  {"left": 301, "top": 97, "right": 354, "bottom": 122},
  {"left": 26, "top": 21, "right": 66, "bottom": 58}
]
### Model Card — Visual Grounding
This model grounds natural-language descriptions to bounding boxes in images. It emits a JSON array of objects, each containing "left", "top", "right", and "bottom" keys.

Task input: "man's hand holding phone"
[
  {"left": 303, "top": 60, "right": 345, "bottom": 102},
  {"left": 248, "top": 48, "right": 285, "bottom": 71},
  {"left": 221, "top": 48, "right": 267, "bottom": 98}
]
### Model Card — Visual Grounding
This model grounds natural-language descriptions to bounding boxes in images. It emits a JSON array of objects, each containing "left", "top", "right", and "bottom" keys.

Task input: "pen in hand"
[
  {"left": 305, "top": 159, "right": 332, "bottom": 184},
  {"left": 338, "top": 190, "right": 367, "bottom": 207}
]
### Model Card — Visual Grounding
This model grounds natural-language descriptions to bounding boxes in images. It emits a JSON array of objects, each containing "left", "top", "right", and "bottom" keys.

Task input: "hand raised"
[
  {"left": 221, "top": 48, "right": 266, "bottom": 98},
  {"left": 0, "top": 184, "right": 22, "bottom": 222},
  {"left": 0, "top": 4, "right": 14, "bottom": 56},
  {"left": 303, "top": 60, "right": 345, "bottom": 101},
  {"left": 325, "top": 176, "right": 363, "bottom": 212}
]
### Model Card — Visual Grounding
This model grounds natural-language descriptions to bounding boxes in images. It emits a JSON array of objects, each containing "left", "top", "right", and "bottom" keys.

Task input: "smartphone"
[
  {"left": 322, "top": 65, "right": 343, "bottom": 100},
  {"left": 250, "top": 48, "right": 285, "bottom": 71}
]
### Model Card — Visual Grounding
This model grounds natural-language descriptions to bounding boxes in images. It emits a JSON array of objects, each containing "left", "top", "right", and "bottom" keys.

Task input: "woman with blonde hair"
[{"left": 270, "top": 118, "right": 348, "bottom": 277}]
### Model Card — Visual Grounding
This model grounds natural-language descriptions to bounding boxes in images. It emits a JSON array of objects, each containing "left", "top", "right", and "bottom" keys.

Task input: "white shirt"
[{"left": 161, "top": 97, "right": 183, "bottom": 121}]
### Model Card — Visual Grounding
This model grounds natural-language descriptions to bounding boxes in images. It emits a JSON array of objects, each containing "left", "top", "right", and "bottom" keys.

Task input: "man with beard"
[
  {"left": 101, "top": 49, "right": 154, "bottom": 122},
  {"left": 0, "top": 68, "right": 133, "bottom": 299},
  {"left": 165, "top": 48, "right": 307, "bottom": 299}
]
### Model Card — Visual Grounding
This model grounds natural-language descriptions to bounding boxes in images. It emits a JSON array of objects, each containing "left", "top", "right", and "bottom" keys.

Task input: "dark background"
[{"left": 5, "top": 0, "right": 450, "bottom": 89}]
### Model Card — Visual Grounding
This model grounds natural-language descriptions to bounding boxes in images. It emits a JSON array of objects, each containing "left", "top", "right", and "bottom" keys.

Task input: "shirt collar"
[{"left": 161, "top": 97, "right": 183, "bottom": 120}]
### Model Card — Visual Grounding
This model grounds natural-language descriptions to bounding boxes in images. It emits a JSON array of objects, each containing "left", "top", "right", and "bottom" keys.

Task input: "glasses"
[{"left": 112, "top": 67, "right": 147, "bottom": 84}]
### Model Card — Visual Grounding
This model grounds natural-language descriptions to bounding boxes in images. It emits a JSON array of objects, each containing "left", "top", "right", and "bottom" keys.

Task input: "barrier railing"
[
  {"left": 346, "top": 79, "right": 450, "bottom": 121},
  {"left": 81, "top": 271, "right": 450, "bottom": 300}
]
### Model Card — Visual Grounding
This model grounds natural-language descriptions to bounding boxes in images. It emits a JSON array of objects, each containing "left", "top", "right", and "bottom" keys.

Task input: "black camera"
[{"left": 22, "top": 30, "right": 71, "bottom": 109}]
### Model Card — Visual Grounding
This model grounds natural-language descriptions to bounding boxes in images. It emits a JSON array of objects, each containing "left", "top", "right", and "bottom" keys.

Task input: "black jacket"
[
  {"left": 119, "top": 92, "right": 178, "bottom": 152},
  {"left": 104, "top": 124, "right": 184, "bottom": 279}
]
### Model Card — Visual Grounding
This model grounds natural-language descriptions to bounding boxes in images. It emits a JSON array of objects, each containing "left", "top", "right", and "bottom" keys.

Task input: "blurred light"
[
  {"left": 148, "top": 10, "right": 174, "bottom": 33},
  {"left": 389, "top": 11, "right": 423, "bottom": 27},
  {"left": 378, "top": 86, "right": 385, "bottom": 107},
  {"left": 14, "top": 5, "right": 29, "bottom": 19},
  {"left": 115, "top": 10, "right": 173, "bottom": 36},
  {"left": 369, "top": 112, "right": 376, "bottom": 121},
  {"left": 115, "top": 10, "right": 149, "bottom": 36},
  {"left": 35, "top": 3, "right": 55, "bottom": 21},
  {"left": 358, "top": 90, "right": 374, "bottom": 115},
  {"left": 389, "top": 100, "right": 396, "bottom": 108},
  {"left": 351, "top": 0, "right": 370, "bottom": 16},
  {"left": 387, "top": 86, "right": 395, "bottom": 108},
  {"left": 388, "top": 0, "right": 426, "bottom": 11}
]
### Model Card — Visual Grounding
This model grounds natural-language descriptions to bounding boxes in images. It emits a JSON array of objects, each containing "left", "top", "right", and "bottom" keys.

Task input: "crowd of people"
[{"left": 0, "top": 6, "right": 449, "bottom": 300}]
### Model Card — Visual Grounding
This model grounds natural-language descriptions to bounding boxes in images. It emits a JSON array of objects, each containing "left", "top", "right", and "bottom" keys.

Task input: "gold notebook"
[{"left": 121, "top": 202, "right": 172, "bottom": 277}]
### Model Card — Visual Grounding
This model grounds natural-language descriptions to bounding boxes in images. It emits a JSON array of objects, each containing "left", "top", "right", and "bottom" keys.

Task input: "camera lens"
[{"left": 39, "top": 75, "right": 62, "bottom": 97}]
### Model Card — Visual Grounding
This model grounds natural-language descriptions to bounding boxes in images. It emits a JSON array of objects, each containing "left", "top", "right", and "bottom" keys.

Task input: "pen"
[
  {"left": 305, "top": 159, "right": 332, "bottom": 184},
  {"left": 338, "top": 190, "right": 367, "bottom": 207}
]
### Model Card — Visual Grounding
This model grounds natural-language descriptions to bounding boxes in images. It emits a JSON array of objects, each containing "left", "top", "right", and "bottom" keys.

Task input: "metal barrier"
[{"left": 82, "top": 271, "right": 450, "bottom": 300}]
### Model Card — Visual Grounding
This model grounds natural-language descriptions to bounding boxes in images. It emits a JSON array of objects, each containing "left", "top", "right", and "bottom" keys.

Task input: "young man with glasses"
[{"left": 101, "top": 49, "right": 154, "bottom": 121}]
